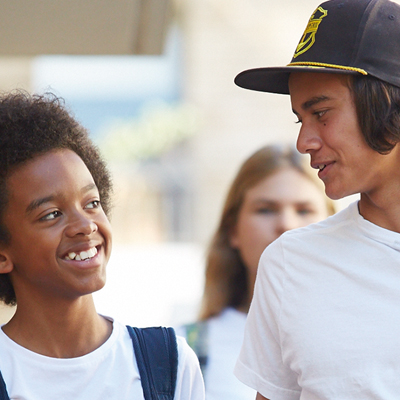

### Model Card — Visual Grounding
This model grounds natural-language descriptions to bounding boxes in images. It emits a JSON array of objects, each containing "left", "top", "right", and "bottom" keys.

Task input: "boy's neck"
[
  {"left": 359, "top": 190, "right": 400, "bottom": 233},
  {"left": 2, "top": 295, "right": 113, "bottom": 358}
]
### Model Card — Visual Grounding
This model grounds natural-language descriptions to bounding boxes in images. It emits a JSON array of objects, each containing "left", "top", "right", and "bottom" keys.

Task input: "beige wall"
[{"left": 0, "top": 57, "right": 32, "bottom": 91}]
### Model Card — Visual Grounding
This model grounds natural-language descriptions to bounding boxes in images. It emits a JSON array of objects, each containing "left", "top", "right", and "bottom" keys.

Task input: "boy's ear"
[{"left": 0, "top": 252, "right": 13, "bottom": 274}]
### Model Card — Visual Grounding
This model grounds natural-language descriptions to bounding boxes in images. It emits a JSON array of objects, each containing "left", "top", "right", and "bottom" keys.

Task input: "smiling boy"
[
  {"left": 0, "top": 92, "right": 204, "bottom": 399},
  {"left": 232, "top": 0, "right": 400, "bottom": 399}
]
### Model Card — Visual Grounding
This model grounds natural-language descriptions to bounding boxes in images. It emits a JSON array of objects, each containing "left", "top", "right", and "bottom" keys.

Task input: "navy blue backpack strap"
[
  {"left": 127, "top": 326, "right": 178, "bottom": 400},
  {"left": 0, "top": 371, "right": 10, "bottom": 400}
]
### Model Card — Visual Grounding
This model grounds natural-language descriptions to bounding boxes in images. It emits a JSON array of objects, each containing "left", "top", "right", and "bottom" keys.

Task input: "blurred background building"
[{"left": 0, "top": 0, "right": 357, "bottom": 326}]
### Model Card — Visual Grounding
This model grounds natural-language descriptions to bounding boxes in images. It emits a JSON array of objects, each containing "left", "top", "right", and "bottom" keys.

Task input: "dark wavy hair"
[
  {"left": 350, "top": 75, "right": 400, "bottom": 153},
  {"left": 0, "top": 91, "right": 113, "bottom": 305}
]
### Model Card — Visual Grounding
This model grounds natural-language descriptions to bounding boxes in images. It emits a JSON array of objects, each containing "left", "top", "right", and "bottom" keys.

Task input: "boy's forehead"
[
  {"left": 288, "top": 72, "right": 353, "bottom": 110},
  {"left": 7, "top": 149, "right": 96, "bottom": 201},
  {"left": 9, "top": 149, "right": 80, "bottom": 177},
  {"left": 289, "top": 72, "right": 350, "bottom": 94}
]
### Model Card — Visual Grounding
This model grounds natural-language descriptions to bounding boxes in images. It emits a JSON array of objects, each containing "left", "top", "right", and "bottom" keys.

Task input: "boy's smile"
[{"left": 1, "top": 148, "right": 112, "bottom": 303}]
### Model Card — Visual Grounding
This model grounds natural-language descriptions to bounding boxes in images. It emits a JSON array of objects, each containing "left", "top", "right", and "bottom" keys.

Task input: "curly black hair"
[{"left": 0, "top": 91, "right": 113, "bottom": 305}]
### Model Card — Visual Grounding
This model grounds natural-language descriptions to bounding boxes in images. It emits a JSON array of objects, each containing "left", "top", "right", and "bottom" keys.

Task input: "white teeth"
[
  {"left": 66, "top": 247, "right": 98, "bottom": 261},
  {"left": 318, "top": 164, "right": 326, "bottom": 170},
  {"left": 87, "top": 248, "right": 97, "bottom": 258}
]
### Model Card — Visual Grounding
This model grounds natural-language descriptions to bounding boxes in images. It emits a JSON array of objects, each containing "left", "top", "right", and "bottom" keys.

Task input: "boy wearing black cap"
[{"left": 233, "top": 0, "right": 400, "bottom": 399}]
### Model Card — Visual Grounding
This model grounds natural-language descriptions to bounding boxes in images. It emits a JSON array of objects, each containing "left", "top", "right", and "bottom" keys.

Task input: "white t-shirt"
[
  {"left": 235, "top": 202, "right": 400, "bottom": 400},
  {"left": 204, "top": 308, "right": 256, "bottom": 400},
  {"left": 0, "top": 317, "right": 205, "bottom": 400},
  {"left": 178, "top": 308, "right": 256, "bottom": 400}
]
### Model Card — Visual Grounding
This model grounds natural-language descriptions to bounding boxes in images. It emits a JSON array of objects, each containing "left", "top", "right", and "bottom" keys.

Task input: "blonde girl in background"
[{"left": 181, "top": 145, "right": 335, "bottom": 400}]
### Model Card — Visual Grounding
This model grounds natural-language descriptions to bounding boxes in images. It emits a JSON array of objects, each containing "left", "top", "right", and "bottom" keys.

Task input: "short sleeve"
[
  {"left": 234, "top": 239, "right": 301, "bottom": 400},
  {"left": 174, "top": 335, "right": 205, "bottom": 400}
]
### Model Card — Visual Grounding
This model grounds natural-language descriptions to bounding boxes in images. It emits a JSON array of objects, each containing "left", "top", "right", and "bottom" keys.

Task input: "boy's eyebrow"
[
  {"left": 26, "top": 195, "right": 55, "bottom": 215},
  {"left": 82, "top": 183, "right": 97, "bottom": 193},
  {"left": 292, "top": 95, "right": 331, "bottom": 115},
  {"left": 25, "top": 183, "right": 98, "bottom": 215},
  {"left": 302, "top": 95, "right": 330, "bottom": 110}
]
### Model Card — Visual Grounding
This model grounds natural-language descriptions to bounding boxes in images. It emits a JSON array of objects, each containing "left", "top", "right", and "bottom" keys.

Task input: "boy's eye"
[
  {"left": 314, "top": 110, "right": 327, "bottom": 118},
  {"left": 85, "top": 200, "right": 100, "bottom": 209},
  {"left": 40, "top": 210, "right": 62, "bottom": 221}
]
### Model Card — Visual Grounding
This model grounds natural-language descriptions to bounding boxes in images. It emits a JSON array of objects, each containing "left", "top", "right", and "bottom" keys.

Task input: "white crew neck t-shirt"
[
  {"left": 235, "top": 202, "right": 400, "bottom": 399},
  {"left": 0, "top": 317, "right": 205, "bottom": 399}
]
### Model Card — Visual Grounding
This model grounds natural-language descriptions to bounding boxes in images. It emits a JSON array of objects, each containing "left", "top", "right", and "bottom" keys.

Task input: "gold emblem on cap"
[{"left": 293, "top": 6, "right": 328, "bottom": 58}]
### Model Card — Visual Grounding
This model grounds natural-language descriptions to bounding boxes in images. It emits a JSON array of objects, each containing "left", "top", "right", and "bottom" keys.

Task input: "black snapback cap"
[{"left": 235, "top": 0, "right": 400, "bottom": 94}]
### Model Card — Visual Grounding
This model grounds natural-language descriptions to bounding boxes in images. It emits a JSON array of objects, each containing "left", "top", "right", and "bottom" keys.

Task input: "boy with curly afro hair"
[{"left": 0, "top": 91, "right": 204, "bottom": 399}]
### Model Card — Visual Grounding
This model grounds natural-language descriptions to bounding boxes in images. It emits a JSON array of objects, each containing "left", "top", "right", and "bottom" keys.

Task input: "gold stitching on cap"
[
  {"left": 288, "top": 61, "right": 368, "bottom": 75},
  {"left": 293, "top": 6, "right": 328, "bottom": 58}
]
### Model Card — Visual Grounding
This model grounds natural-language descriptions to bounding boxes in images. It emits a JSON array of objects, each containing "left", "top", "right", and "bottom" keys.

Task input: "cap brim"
[{"left": 234, "top": 66, "right": 360, "bottom": 95}]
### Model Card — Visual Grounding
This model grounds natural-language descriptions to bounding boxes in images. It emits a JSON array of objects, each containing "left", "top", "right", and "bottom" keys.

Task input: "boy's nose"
[
  {"left": 65, "top": 212, "right": 98, "bottom": 237},
  {"left": 296, "top": 124, "right": 322, "bottom": 154}
]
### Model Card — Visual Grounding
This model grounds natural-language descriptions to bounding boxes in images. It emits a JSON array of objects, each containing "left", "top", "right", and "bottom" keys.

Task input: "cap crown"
[
  {"left": 290, "top": 0, "right": 400, "bottom": 86},
  {"left": 235, "top": 0, "right": 400, "bottom": 93}
]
